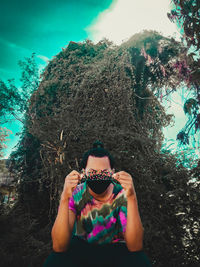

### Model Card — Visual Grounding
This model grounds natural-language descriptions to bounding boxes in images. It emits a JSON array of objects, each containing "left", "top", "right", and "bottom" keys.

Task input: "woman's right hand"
[{"left": 61, "top": 170, "right": 83, "bottom": 200}]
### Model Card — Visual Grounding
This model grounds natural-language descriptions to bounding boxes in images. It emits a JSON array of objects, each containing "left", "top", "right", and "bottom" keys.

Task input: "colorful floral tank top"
[{"left": 68, "top": 182, "right": 127, "bottom": 244}]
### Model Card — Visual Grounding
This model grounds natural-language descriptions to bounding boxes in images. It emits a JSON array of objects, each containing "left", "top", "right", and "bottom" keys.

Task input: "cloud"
[
  {"left": 86, "top": 0, "right": 182, "bottom": 45},
  {"left": 37, "top": 55, "right": 50, "bottom": 63}
]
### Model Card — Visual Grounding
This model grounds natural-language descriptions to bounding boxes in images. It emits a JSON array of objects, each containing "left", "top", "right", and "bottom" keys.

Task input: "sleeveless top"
[{"left": 68, "top": 182, "right": 127, "bottom": 244}]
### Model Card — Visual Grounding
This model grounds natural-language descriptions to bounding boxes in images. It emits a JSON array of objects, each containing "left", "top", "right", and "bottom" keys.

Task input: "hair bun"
[{"left": 93, "top": 140, "right": 104, "bottom": 149}]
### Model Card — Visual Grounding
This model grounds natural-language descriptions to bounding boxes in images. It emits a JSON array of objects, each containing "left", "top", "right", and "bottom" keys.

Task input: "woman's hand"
[
  {"left": 61, "top": 170, "right": 83, "bottom": 200},
  {"left": 112, "top": 171, "right": 136, "bottom": 199}
]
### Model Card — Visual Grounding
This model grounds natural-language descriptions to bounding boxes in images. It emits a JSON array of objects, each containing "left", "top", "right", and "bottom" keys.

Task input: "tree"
[
  {"left": 168, "top": 0, "right": 200, "bottom": 51},
  {"left": 0, "top": 52, "right": 40, "bottom": 125},
  {"left": 0, "top": 53, "right": 40, "bottom": 161},
  {"left": 168, "top": 0, "right": 200, "bottom": 145}
]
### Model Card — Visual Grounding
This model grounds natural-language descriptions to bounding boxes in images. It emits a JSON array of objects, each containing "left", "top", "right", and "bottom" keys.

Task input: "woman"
[{"left": 43, "top": 141, "right": 152, "bottom": 267}]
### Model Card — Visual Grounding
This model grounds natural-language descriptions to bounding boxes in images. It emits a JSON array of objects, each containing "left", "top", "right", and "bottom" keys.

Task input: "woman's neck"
[{"left": 88, "top": 183, "right": 114, "bottom": 202}]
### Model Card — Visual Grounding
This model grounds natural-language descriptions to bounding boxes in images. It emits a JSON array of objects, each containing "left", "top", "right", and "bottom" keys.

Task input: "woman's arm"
[
  {"left": 124, "top": 194, "right": 144, "bottom": 251},
  {"left": 113, "top": 171, "right": 144, "bottom": 251},
  {"left": 51, "top": 196, "right": 76, "bottom": 252},
  {"left": 52, "top": 170, "right": 80, "bottom": 252}
]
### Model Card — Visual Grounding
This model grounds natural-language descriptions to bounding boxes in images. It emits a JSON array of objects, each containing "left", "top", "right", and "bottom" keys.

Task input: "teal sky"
[
  {"left": 0, "top": 0, "right": 199, "bottom": 163},
  {"left": 0, "top": 0, "right": 114, "bottom": 83},
  {"left": 0, "top": 0, "right": 114, "bottom": 158}
]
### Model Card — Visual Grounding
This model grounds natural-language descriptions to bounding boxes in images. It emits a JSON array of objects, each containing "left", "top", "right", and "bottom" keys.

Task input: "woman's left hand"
[{"left": 112, "top": 171, "right": 136, "bottom": 199}]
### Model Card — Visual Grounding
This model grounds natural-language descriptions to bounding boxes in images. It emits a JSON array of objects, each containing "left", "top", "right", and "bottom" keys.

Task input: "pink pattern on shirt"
[
  {"left": 88, "top": 216, "right": 117, "bottom": 238},
  {"left": 69, "top": 196, "right": 76, "bottom": 214},
  {"left": 119, "top": 210, "right": 127, "bottom": 232}
]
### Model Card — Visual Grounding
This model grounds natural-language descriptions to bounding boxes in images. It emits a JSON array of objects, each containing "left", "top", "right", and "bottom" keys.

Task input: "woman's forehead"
[
  {"left": 85, "top": 156, "right": 111, "bottom": 171},
  {"left": 88, "top": 168, "right": 110, "bottom": 171},
  {"left": 86, "top": 155, "right": 110, "bottom": 165}
]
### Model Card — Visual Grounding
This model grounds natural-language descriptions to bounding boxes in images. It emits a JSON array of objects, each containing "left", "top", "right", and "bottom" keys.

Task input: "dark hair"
[{"left": 80, "top": 140, "right": 115, "bottom": 170}]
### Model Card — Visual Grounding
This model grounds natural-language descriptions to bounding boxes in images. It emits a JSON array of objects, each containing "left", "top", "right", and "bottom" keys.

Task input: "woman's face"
[
  {"left": 83, "top": 155, "right": 114, "bottom": 195},
  {"left": 84, "top": 155, "right": 112, "bottom": 175}
]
